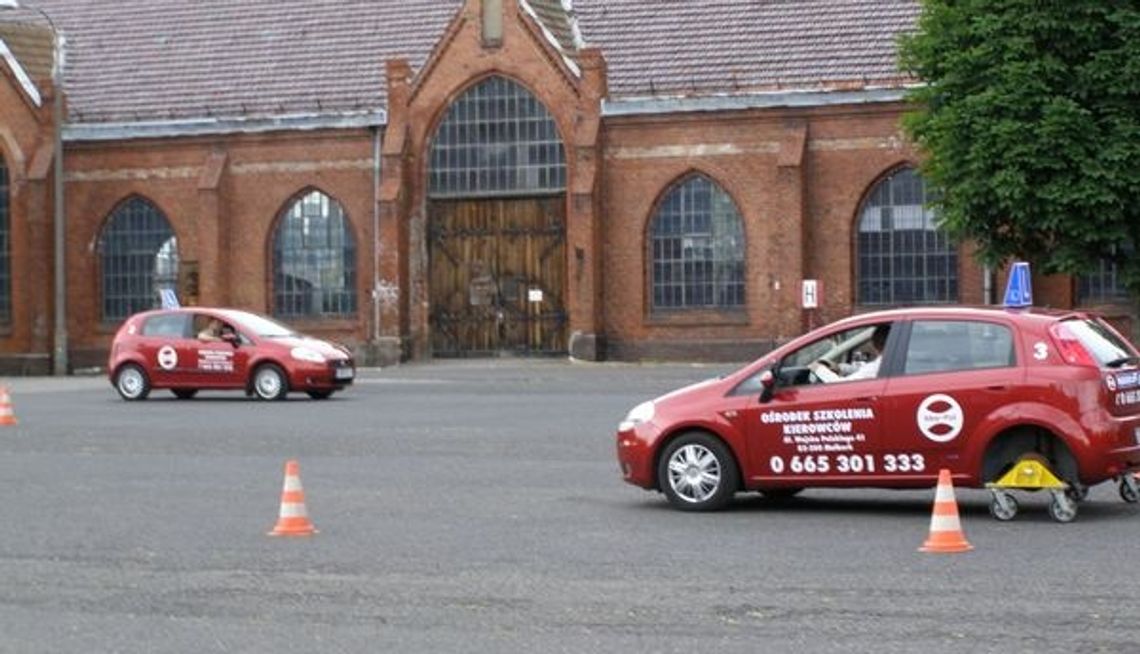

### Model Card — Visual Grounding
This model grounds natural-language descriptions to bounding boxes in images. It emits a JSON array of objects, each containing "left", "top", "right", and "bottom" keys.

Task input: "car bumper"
[
  {"left": 616, "top": 423, "right": 658, "bottom": 489},
  {"left": 289, "top": 360, "right": 355, "bottom": 389}
]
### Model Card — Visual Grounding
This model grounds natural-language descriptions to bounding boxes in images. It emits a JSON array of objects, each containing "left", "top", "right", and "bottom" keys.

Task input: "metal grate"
[
  {"left": 1077, "top": 258, "right": 1130, "bottom": 304},
  {"left": 0, "top": 157, "right": 9, "bottom": 325},
  {"left": 272, "top": 190, "right": 357, "bottom": 318},
  {"left": 650, "top": 175, "right": 745, "bottom": 310},
  {"left": 99, "top": 197, "right": 179, "bottom": 322},
  {"left": 857, "top": 168, "right": 957, "bottom": 306},
  {"left": 428, "top": 75, "right": 565, "bottom": 198}
]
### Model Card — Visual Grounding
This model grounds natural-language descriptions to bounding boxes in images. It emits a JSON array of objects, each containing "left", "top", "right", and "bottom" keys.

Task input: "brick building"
[{"left": 0, "top": 0, "right": 1133, "bottom": 374}]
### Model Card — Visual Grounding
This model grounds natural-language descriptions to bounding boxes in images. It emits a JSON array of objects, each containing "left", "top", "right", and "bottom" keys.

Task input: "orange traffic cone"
[
  {"left": 0, "top": 386, "right": 17, "bottom": 426},
  {"left": 919, "top": 468, "right": 973, "bottom": 553},
  {"left": 268, "top": 460, "right": 317, "bottom": 536}
]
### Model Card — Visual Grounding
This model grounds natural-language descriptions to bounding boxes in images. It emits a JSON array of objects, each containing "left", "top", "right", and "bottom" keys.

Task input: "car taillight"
[{"left": 1049, "top": 323, "right": 1098, "bottom": 368}]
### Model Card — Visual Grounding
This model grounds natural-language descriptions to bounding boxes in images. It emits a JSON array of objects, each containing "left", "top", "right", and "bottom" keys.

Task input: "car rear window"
[
  {"left": 1059, "top": 318, "right": 1137, "bottom": 367},
  {"left": 142, "top": 313, "right": 189, "bottom": 337},
  {"left": 903, "top": 320, "right": 1015, "bottom": 375}
]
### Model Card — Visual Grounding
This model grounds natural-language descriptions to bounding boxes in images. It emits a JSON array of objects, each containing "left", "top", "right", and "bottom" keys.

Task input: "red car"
[
  {"left": 108, "top": 308, "right": 355, "bottom": 401},
  {"left": 616, "top": 305, "right": 1140, "bottom": 520}
]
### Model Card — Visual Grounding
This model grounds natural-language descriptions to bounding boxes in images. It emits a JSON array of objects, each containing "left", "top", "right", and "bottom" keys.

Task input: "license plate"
[{"left": 335, "top": 367, "right": 354, "bottom": 380}]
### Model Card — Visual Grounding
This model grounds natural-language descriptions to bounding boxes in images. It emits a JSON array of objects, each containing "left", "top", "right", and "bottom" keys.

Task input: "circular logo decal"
[
  {"left": 157, "top": 345, "right": 178, "bottom": 371},
  {"left": 1106, "top": 374, "right": 1118, "bottom": 391},
  {"left": 917, "top": 394, "right": 964, "bottom": 443}
]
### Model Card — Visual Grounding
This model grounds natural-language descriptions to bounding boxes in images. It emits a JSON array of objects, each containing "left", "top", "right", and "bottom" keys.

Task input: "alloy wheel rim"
[
  {"left": 119, "top": 370, "right": 142, "bottom": 397},
  {"left": 257, "top": 370, "right": 281, "bottom": 397},
  {"left": 667, "top": 444, "right": 721, "bottom": 503}
]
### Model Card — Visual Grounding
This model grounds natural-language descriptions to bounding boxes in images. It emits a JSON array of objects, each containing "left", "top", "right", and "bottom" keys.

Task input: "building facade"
[{"left": 0, "top": 0, "right": 1134, "bottom": 374}]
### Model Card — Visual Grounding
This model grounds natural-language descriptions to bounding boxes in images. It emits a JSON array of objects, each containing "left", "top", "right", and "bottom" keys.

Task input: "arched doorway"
[{"left": 426, "top": 75, "right": 567, "bottom": 356}]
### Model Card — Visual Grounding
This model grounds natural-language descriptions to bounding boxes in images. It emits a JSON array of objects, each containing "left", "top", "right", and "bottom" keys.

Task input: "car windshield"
[
  {"left": 219, "top": 311, "right": 298, "bottom": 338},
  {"left": 1062, "top": 318, "right": 1137, "bottom": 367}
]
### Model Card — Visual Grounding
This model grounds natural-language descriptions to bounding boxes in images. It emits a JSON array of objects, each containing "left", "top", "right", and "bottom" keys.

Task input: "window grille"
[
  {"left": 99, "top": 197, "right": 179, "bottom": 322},
  {"left": 428, "top": 75, "right": 565, "bottom": 198},
  {"left": 650, "top": 175, "right": 745, "bottom": 310},
  {"left": 272, "top": 190, "right": 357, "bottom": 318},
  {"left": 857, "top": 168, "right": 957, "bottom": 306},
  {"left": 0, "top": 157, "right": 9, "bottom": 325},
  {"left": 1077, "top": 258, "right": 1131, "bottom": 304}
]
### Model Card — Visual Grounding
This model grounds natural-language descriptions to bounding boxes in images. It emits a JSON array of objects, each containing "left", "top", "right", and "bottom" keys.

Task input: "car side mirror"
[{"left": 758, "top": 369, "right": 775, "bottom": 404}]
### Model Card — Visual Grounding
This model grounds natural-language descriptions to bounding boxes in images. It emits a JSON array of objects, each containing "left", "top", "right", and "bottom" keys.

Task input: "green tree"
[{"left": 899, "top": 1, "right": 1140, "bottom": 293}]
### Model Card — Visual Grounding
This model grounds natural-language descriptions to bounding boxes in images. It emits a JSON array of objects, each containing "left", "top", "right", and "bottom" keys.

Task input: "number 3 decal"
[{"left": 1034, "top": 342, "right": 1048, "bottom": 361}]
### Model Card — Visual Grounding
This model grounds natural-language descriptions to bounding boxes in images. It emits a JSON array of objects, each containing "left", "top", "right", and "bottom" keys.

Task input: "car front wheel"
[
  {"left": 115, "top": 364, "right": 151, "bottom": 401},
  {"left": 657, "top": 432, "right": 739, "bottom": 511},
  {"left": 252, "top": 364, "right": 289, "bottom": 401}
]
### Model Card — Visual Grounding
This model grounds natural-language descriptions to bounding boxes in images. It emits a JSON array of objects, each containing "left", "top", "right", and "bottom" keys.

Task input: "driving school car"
[
  {"left": 616, "top": 304, "right": 1140, "bottom": 520},
  {"left": 108, "top": 308, "right": 355, "bottom": 401}
]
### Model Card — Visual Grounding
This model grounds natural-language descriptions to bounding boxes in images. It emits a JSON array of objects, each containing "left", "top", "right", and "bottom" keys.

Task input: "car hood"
[
  {"left": 271, "top": 336, "right": 351, "bottom": 360},
  {"left": 653, "top": 376, "right": 724, "bottom": 407}
]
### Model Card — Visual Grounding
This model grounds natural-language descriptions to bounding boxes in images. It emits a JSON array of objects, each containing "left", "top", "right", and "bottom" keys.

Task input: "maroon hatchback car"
[
  {"left": 616, "top": 305, "right": 1140, "bottom": 519},
  {"left": 108, "top": 308, "right": 355, "bottom": 401}
]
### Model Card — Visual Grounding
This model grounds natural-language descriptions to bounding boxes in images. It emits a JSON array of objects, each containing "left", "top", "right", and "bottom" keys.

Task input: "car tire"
[
  {"left": 171, "top": 389, "right": 198, "bottom": 400},
  {"left": 306, "top": 390, "right": 334, "bottom": 400},
  {"left": 657, "top": 432, "right": 739, "bottom": 511},
  {"left": 252, "top": 364, "right": 289, "bottom": 401},
  {"left": 115, "top": 364, "right": 151, "bottom": 401}
]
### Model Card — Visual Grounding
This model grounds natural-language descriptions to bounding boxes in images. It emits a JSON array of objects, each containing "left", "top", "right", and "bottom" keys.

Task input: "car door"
[
  {"left": 185, "top": 313, "right": 246, "bottom": 388},
  {"left": 137, "top": 312, "right": 193, "bottom": 387},
  {"left": 879, "top": 318, "right": 1019, "bottom": 478},
  {"left": 736, "top": 322, "right": 895, "bottom": 486}
]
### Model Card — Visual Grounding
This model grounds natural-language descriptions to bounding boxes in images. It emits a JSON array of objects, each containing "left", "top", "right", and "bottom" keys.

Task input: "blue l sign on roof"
[
  {"left": 1003, "top": 261, "right": 1032, "bottom": 308},
  {"left": 159, "top": 288, "right": 180, "bottom": 309}
]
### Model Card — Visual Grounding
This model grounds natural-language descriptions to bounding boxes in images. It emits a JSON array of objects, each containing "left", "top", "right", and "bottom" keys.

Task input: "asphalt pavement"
[{"left": 0, "top": 360, "right": 1137, "bottom": 653}]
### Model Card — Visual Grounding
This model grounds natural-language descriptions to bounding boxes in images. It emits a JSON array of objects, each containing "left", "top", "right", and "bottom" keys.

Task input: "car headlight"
[
  {"left": 619, "top": 401, "right": 655, "bottom": 431},
  {"left": 290, "top": 347, "right": 326, "bottom": 364}
]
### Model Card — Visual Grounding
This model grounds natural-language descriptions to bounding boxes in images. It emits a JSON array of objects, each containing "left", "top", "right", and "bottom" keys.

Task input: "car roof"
[{"left": 824, "top": 305, "right": 1083, "bottom": 331}]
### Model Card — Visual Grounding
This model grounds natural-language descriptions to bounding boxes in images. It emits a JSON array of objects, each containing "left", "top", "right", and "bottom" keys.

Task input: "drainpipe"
[
  {"left": 371, "top": 126, "right": 381, "bottom": 343},
  {"left": 983, "top": 265, "right": 995, "bottom": 305}
]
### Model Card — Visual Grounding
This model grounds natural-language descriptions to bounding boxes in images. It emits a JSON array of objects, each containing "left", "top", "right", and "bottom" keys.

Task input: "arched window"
[
  {"left": 272, "top": 190, "right": 356, "bottom": 318},
  {"left": 649, "top": 175, "right": 745, "bottom": 310},
  {"left": 428, "top": 75, "right": 565, "bottom": 198},
  {"left": 1077, "top": 257, "right": 1130, "bottom": 305},
  {"left": 99, "top": 197, "right": 179, "bottom": 322},
  {"left": 0, "top": 155, "right": 9, "bottom": 325},
  {"left": 856, "top": 167, "right": 957, "bottom": 306}
]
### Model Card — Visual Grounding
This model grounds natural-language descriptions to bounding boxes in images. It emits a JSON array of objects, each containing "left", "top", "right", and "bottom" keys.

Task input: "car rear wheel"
[
  {"left": 115, "top": 364, "right": 151, "bottom": 401},
  {"left": 657, "top": 432, "right": 738, "bottom": 511},
  {"left": 306, "top": 390, "right": 334, "bottom": 400},
  {"left": 252, "top": 364, "right": 288, "bottom": 401},
  {"left": 171, "top": 389, "right": 198, "bottom": 400}
]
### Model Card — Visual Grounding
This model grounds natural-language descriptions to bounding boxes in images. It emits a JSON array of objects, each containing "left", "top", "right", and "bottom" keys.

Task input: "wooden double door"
[{"left": 428, "top": 197, "right": 567, "bottom": 357}]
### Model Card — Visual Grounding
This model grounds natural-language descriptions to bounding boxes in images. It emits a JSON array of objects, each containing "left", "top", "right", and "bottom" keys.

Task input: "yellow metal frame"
[{"left": 986, "top": 455, "right": 1067, "bottom": 490}]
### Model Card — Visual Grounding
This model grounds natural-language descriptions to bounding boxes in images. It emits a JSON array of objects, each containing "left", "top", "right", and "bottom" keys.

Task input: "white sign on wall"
[{"left": 801, "top": 280, "right": 821, "bottom": 309}]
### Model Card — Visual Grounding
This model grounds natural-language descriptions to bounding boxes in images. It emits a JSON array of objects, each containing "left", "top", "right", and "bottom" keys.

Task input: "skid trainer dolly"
[{"left": 986, "top": 456, "right": 1079, "bottom": 523}]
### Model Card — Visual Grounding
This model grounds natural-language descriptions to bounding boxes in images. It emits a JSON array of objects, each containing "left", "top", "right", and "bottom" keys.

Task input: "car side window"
[
  {"left": 141, "top": 313, "right": 190, "bottom": 338},
  {"left": 903, "top": 320, "right": 1015, "bottom": 375},
  {"left": 777, "top": 324, "right": 888, "bottom": 386}
]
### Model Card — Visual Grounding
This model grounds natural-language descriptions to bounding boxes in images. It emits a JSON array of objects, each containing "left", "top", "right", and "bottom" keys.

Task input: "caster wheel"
[{"left": 989, "top": 492, "right": 1019, "bottom": 521}]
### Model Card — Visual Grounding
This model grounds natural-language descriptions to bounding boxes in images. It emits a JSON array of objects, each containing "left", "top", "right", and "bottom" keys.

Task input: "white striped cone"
[
  {"left": 919, "top": 468, "right": 972, "bottom": 553},
  {"left": 268, "top": 460, "right": 317, "bottom": 536}
]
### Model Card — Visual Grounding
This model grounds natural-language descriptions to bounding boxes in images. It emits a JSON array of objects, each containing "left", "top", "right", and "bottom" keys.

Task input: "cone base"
[
  {"left": 0, "top": 417, "right": 17, "bottom": 426},
  {"left": 268, "top": 526, "right": 318, "bottom": 537},
  {"left": 919, "top": 539, "right": 973, "bottom": 553}
]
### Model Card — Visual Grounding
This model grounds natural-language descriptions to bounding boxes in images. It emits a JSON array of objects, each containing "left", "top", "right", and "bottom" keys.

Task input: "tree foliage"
[{"left": 900, "top": 1, "right": 1140, "bottom": 293}]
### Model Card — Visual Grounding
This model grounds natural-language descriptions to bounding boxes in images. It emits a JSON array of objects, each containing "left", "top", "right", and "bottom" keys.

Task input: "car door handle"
[
  {"left": 854, "top": 396, "right": 878, "bottom": 402},
  {"left": 985, "top": 385, "right": 1009, "bottom": 392}
]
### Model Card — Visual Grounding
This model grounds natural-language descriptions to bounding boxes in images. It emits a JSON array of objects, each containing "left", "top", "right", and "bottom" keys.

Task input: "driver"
[{"left": 812, "top": 324, "right": 889, "bottom": 383}]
